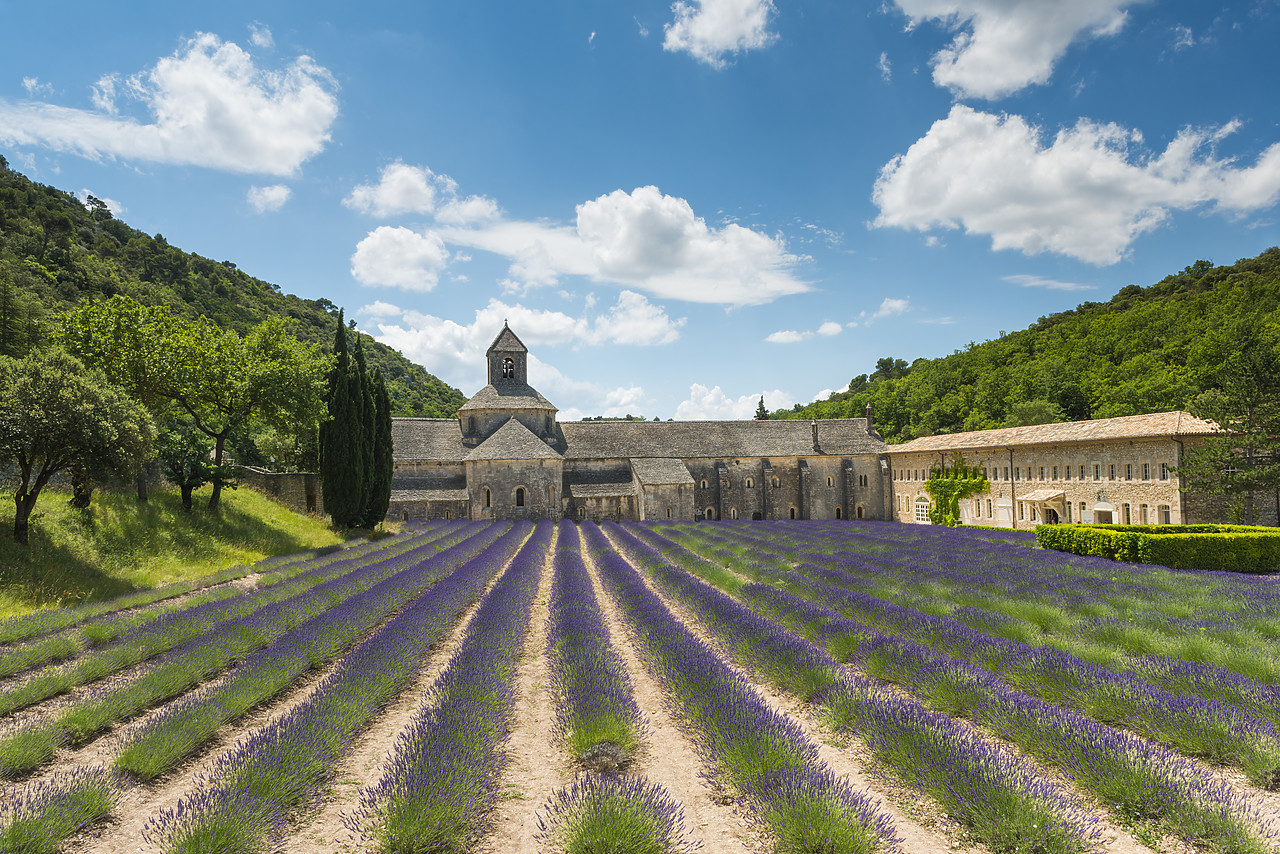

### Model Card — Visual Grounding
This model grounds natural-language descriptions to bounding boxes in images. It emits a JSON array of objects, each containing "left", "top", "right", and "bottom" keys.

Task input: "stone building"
[
  {"left": 882, "top": 412, "right": 1227, "bottom": 529},
  {"left": 388, "top": 325, "right": 892, "bottom": 523}
]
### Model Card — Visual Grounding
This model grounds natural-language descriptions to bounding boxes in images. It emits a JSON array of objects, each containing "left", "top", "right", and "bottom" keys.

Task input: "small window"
[
  {"left": 1143, "top": 463, "right": 1150, "bottom": 480},
  {"left": 1123, "top": 503, "right": 1131, "bottom": 524},
  {"left": 986, "top": 498, "right": 992, "bottom": 517},
  {"left": 856, "top": 505, "right": 864, "bottom": 519},
  {"left": 1019, "top": 502, "right": 1025, "bottom": 521},
  {"left": 914, "top": 497, "right": 931, "bottom": 524},
  {"left": 1126, "top": 464, "right": 1132, "bottom": 481},
  {"left": 549, "top": 485, "right": 555, "bottom": 503},
  {"left": 1080, "top": 501, "right": 1086, "bottom": 521},
  {"left": 1066, "top": 502, "right": 1072, "bottom": 523},
  {"left": 1052, "top": 466, "right": 1058, "bottom": 480},
  {"left": 1093, "top": 464, "right": 1101, "bottom": 481},
  {"left": 1109, "top": 464, "right": 1116, "bottom": 481},
  {"left": 401, "top": 510, "right": 409, "bottom": 522},
  {"left": 516, "top": 487, "right": 525, "bottom": 507},
  {"left": 484, "top": 488, "right": 492, "bottom": 508},
  {"left": 835, "top": 506, "right": 842, "bottom": 519},
  {"left": 789, "top": 507, "right": 796, "bottom": 519},
  {"left": 706, "top": 506, "right": 716, "bottom": 520},
  {"left": 772, "top": 476, "right": 780, "bottom": 488},
  {"left": 666, "top": 507, "right": 672, "bottom": 519},
  {"left": 1161, "top": 463, "right": 1170, "bottom": 481},
  {"left": 1140, "top": 504, "right": 1148, "bottom": 525},
  {"left": 745, "top": 477, "right": 754, "bottom": 489},
  {"left": 1003, "top": 467, "right": 1009, "bottom": 481},
  {"left": 1159, "top": 504, "right": 1171, "bottom": 524},
  {"left": 1039, "top": 467, "right": 1045, "bottom": 481},
  {"left": 730, "top": 507, "right": 739, "bottom": 520},
  {"left": 700, "top": 479, "right": 708, "bottom": 490},
  {"left": 1079, "top": 465, "right": 1085, "bottom": 480},
  {"left": 826, "top": 476, "right": 834, "bottom": 487},
  {"left": 1015, "top": 467, "right": 1021, "bottom": 481},
  {"left": 579, "top": 506, "right": 586, "bottom": 519},
  {"left": 501, "top": 357, "right": 515, "bottom": 378},
  {"left": 1064, "top": 465, "right": 1070, "bottom": 481},
  {"left": 444, "top": 509, "right": 451, "bottom": 520},
  {"left": 1031, "top": 506, "right": 1037, "bottom": 522}
]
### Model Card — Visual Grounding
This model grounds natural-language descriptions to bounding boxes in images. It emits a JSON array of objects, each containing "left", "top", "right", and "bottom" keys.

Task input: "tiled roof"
[
  {"left": 631, "top": 458, "right": 695, "bottom": 485},
  {"left": 390, "top": 488, "right": 470, "bottom": 502},
  {"left": 558, "top": 419, "right": 884, "bottom": 459},
  {"left": 458, "top": 383, "right": 556, "bottom": 412},
  {"left": 466, "top": 418, "right": 563, "bottom": 461},
  {"left": 487, "top": 324, "right": 527, "bottom": 353},
  {"left": 890, "top": 411, "right": 1220, "bottom": 455},
  {"left": 391, "top": 418, "right": 467, "bottom": 462}
]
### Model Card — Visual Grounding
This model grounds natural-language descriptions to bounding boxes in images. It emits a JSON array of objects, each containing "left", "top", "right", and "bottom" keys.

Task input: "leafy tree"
[
  {"left": 1002, "top": 399, "right": 1065, "bottom": 428},
  {"left": 365, "top": 367, "right": 394, "bottom": 526},
  {"left": 0, "top": 348, "right": 154, "bottom": 543},
  {"left": 155, "top": 423, "right": 231, "bottom": 511},
  {"left": 59, "top": 295, "right": 330, "bottom": 509},
  {"left": 755, "top": 396, "right": 768, "bottom": 420},
  {"left": 352, "top": 328, "right": 376, "bottom": 514},
  {"left": 1177, "top": 327, "right": 1280, "bottom": 524}
]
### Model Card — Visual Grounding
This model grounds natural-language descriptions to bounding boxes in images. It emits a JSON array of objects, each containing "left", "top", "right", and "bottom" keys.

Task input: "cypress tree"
[
  {"left": 320, "top": 311, "right": 365, "bottom": 527},
  {"left": 351, "top": 329, "right": 375, "bottom": 523},
  {"left": 366, "top": 367, "right": 393, "bottom": 526}
]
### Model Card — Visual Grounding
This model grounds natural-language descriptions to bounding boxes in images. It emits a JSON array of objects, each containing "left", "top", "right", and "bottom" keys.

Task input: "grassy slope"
[{"left": 0, "top": 487, "right": 344, "bottom": 618}]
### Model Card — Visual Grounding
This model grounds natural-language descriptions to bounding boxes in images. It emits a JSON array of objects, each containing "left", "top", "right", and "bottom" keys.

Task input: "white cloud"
[
  {"left": 765, "top": 329, "right": 809, "bottom": 344},
  {"left": 895, "top": 0, "right": 1139, "bottom": 99},
  {"left": 878, "top": 51, "right": 892, "bottom": 82},
  {"left": 664, "top": 0, "right": 778, "bottom": 68},
  {"left": 350, "top": 226, "right": 449, "bottom": 291},
  {"left": 249, "top": 23, "right": 274, "bottom": 49},
  {"left": 345, "top": 161, "right": 500, "bottom": 226},
  {"left": 1172, "top": 25, "right": 1195, "bottom": 50},
  {"left": 22, "top": 77, "right": 52, "bottom": 97},
  {"left": 582, "top": 289, "right": 686, "bottom": 345},
  {"left": 247, "top": 183, "right": 291, "bottom": 213},
  {"left": 635, "top": 17, "right": 651, "bottom": 38},
  {"left": 817, "top": 321, "right": 843, "bottom": 336},
  {"left": 873, "top": 297, "right": 910, "bottom": 318},
  {"left": 872, "top": 105, "right": 1280, "bottom": 265},
  {"left": 674, "top": 383, "right": 794, "bottom": 419},
  {"left": 357, "top": 300, "right": 403, "bottom": 319},
  {"left": 1004, "top": 274, "right": 1095, "bottom": 291},
  {"left": 0, "top": 33, "right": 338, "bottom": 176},
  {"left": 813, "top": 381, "right": 851, "bottom": 401}
]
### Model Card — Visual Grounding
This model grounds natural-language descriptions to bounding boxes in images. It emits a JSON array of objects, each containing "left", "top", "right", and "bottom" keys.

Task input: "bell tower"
[{"left": 487, "top": 322, "right": 528, "bottom": 386}]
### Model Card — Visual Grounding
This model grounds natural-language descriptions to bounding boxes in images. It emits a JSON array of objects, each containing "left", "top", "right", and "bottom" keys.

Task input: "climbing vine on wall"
[{"left": 924, "top": 455, "right": 990, "bottom": 526}]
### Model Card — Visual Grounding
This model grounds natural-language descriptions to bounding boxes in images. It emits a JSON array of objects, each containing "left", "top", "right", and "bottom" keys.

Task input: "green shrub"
[{"left": 1036, "top": 525, "right": 1280, "bottom": 573}]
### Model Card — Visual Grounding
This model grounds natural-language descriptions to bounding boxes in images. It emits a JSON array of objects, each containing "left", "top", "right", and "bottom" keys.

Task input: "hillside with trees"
[
  {"left": 0, "top": 157, "right": 465, "bottom": 420},
  {"left": 777, "top": 248, "right": 1280, "bottom": 445}
]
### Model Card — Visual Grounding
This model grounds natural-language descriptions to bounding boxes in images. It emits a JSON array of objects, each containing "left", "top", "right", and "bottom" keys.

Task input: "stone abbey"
[{"left": 387, "top": 325, "right": 1246, "bottom": 528}]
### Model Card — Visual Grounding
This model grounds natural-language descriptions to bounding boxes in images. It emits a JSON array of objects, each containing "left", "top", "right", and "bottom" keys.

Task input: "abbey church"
[{"left": 388, "top": 325, "right": 892, "bottom": 523}]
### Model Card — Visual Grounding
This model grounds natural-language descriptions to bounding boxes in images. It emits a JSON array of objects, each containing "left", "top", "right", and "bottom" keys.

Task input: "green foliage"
[
  {"left": 320, "top": 313, "right": 366, "bottom": 528},
  {"left": 367, "top": 367, "right": 394, "bottom": 526},
  {"left": 1036, "top": 524, "right": 1280, "bottom": 573},
  {"left": 156, "top": 424, "right": 234, "bottom": 511},
  {"left": 755, "top": 395, "right": 769, "bottom": 420},
  {"left": 923, "top": 455, "right": 989, "bottom": 526},
  {"left": 0, "top": 348, "right": 155, "bottom": 543},
  {"left": 779, "top": 249, "right": 1280, "bottom": 443},
  {"left": 0, "top": 162, "right": 465, "bottom": 418}
]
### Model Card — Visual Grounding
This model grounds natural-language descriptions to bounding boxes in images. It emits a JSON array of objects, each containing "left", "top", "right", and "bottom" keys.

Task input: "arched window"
[
  {"left": 401, "top": 510, "right": 409, "bottom": 521},
  {"left": 444, "top": 509, "right": 451, "bottom": 520},
  {"left": 826, "top": 476, "right": 834, "bottom": 487},
  {"left": 666, "top": 507, "right": 672, "bottom": 519},
  {"left": 700, "top": 479, "right": 708, "bottom": 490},
  {"left": 548, "top": 485, "right": 556, "bottom": 503},
  {"left": 484, "top": 488, "right": 492, "bottom": 508},
  {"left": 730, "top": 508, "right": 739, "bottom": 520},
  {"left": 745, "top": 477, "right": 754, "bottom": 489},
  {"left": 501, "top": 357, "right": 515, "bottom": 378},
  {"left": 789, "top": 507, "right": 796, "bottom": 519},
  {"left": 515, "top": 487, "right": 525, "bottom": 507},
  {"left": 771, "top": 476, "right": 780, "bottom": 488},
  {"left": 914, "top": 496, "right": 931, "bottom": 524},
  {"left": 856, "top": 505, "right": 864, "bottom": 519},
  {"left": 705, "top": 507, "right": 716, "bottom": 520},
  {"left": 835, "top": 506, "right": 842, "bottom": 519},
  {"left": 578, "top": 506, "right": 587, "bottom": 519}
]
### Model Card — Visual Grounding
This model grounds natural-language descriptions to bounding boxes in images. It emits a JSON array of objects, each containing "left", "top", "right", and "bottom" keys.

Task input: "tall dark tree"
[
  {"left": 754, "top": 395, "right": 768, "bottom": 420},
  {"left": 351, "top": 328, "right": 376, "bottom": 520},
  {"left": 365, "top": 367, "right": 394, "bottom": 526},
  {"left": 1178, "top": 328, "right": 1280, "bottom": 525},
  {"left": 320, "top": 311, "right": 366, "bottom": 527}
]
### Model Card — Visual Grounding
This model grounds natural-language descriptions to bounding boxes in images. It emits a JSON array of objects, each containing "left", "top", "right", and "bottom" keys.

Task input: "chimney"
[
  {"left": 811, "top": 420, "right": 819, "bottom": 452},
  {"left": 864, "top": 403, "right": 874, "bottom": 432}
]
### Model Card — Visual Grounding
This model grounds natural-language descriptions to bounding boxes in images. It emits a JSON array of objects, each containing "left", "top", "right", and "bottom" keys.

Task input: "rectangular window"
[
  {"left": 1003, "top": 466, "right": 1009, "bottom": 481},
  {"left": 1109, "top": 464, "right": 1116, "bottom": 481},
  {"left": 1080, "top": 465, "right": 1086, "bottom": 480},
  {"left": 1123, "top": 503, "right": 1131, "bottom": 524},
  {"left": 1080, "top": 502, "right": 1086, "bottom": 521},
  {"left": 1064, "top": 465, "right": 1070, "bottom": 481},
  {"left": 1031, "top": 505, "right": 1037, "bottom": 521},
  {"left": 1015, "top": 467, "right": 1021, "bottom": 480},
  {"left": 1018, "top": 502, "right": 1025, "bottom": 520},
  {"left": 1140, "top": 504, "right": 1148, "bottom": 525},
  {"left": 1143, "top": 463, "right": 1150, "bottom": 481},
  {"left": 1066, "top": 502, "right": 1072, "bottom": 523},
  {"left": 1052, "top": 465, "right": 1058, "bottom": 480},
  {"left": 1161, "top": 463, "right": 1170, "bottom": 481},
  {"left": 987, "top": 498, "right": 992, "bottom": 517},
  {"left": 1160, "top": 505, "right": 1171, "bottom": 524},
  {"left": 1126, "top": 464, "right": 1132, "bottom": 481},
  {"left": 1093, "top": 464, "right": 1100, "bottom": 481},
  {"left": 1039, "top": 466, "right": 1045, "bottom": 481}
]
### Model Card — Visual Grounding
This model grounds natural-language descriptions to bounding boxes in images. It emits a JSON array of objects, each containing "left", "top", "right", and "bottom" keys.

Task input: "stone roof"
[
  {"left": 466, "top": 418, "right": 563, "bottom": 461},
  {"left": 458, "top": 383, "right": 557, "bottom": 413},
  {"left": 390, "top": 488, "right": 470, "bottom": 502},
  {"left": 890, "top": 411, "right": 1221, "bottom": 455},
  {"left": 487, "top": 324, "right": 527, "bottom": 354},
  {"left": 565, "top": 482, "right": 636, "bottom": 498},
  {"left": 391, "top": 418, "right": 467, "bottom": 462},
  {"left": 558, "top": 418, "right": 885, "bottom": 460},
  {"left": 631, "top": 458, "right": 695, "bottom": 486}
]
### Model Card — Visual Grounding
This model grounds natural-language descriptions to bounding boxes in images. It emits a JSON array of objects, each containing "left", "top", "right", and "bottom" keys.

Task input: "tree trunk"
[
  {"left": 180, "top": 484, "right": 194, "bottom": 511},
  {"left": 208, "top": 432, "right": 227, "bottom": 510},
  {"left": 69, "top": 470, "right": 94, "bottom": 509},
  {"left": 136, "top": 471, "right": 148, "bottom": 502},
  {"left": 13, "top": 491, "right": 37, "bottom": 545}
]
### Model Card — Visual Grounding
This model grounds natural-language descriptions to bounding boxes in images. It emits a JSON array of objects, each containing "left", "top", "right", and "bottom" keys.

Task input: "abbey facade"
[{"left": 388, "top": 325, "right": 892, "bottom": 523}]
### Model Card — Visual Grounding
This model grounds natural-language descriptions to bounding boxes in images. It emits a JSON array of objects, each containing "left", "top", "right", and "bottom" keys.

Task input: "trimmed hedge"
[{"left": 1035, "top": 524, "right": 1280, "bottom": 574}]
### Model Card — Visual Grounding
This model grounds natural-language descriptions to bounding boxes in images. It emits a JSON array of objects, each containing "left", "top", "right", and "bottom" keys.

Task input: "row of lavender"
[
  {"left": 0, "top": 520, "right": 493, "bottom": 852},
  {"left": 650, "top": 521, "right": 1278, "bottom": 853}
]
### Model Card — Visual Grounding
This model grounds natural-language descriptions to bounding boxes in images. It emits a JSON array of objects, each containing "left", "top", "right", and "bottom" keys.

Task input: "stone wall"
[
  {"left": 467, "top": 458, "right": 563, "bottom": 521},
  {"left": 236, "top": 466, "right": 324, "bottom": 516}
]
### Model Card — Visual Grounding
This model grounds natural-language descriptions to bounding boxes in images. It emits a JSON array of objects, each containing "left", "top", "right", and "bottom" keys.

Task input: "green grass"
[{"left": 0, "top": 486, "right": 344, "bottom": 619}]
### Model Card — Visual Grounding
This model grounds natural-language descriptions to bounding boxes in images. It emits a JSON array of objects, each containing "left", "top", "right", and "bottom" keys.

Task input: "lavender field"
[{"left": 1, "top": 519, "right": 1278, "bottom": 854}]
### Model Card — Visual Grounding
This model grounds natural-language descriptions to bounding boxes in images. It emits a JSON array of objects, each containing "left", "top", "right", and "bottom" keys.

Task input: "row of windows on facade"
[
  {"left": 893, "top": 462, "right": 1172, "bottom": 484},
  {"left": 706, "top": 506, "right": 864, "bottom": 520},
  {"left": 897, "top": 494, "right": 1172, "bottom": 525},
  {"left": 698, "top": 474, "right": 871, "bottom": 490}
]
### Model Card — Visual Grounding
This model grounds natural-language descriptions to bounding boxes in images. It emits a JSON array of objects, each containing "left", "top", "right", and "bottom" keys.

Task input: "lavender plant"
[{"left": 536, "top": 774, "right": 698, "bottom": 854}]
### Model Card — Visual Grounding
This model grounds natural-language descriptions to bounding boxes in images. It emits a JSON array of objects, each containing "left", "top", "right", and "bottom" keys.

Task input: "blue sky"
[{"left": 3, "top": 1, "right": 1279, "bottom": 420}]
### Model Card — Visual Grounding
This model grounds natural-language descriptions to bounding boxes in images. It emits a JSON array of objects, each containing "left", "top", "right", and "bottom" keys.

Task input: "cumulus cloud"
[
  {"left": 247, "top": 183, "right": 291, "bottom": 213},
  {"left": 664, "top": 0, "right": 778, "bottom": 68},
  {"left": 249, "top": 22, "right": 274, "bottom": 48},
  {"left": 345, "top": 161, "right": 501, "bottom": 227},
  {"left": 674, "top": 383, "right": 795, "bottom": 420},
  {"left": 1004, "top": 274, "right": 1095, "bottom": 291},
  {"left": 436, "top": 185, "right": 807, "bottom": 305},
  {"left": 872, "top": 105, "right": 1280, "bottom": 265},
  {"left": 22, "top": 77, "right": 52, "bottom": 97},
  {"left": 765, "top": 330, "right": 808, "bottom": 344},
  {"left": 895, "top": 0, "right": 1138, "bottom": 99},
  {"left": 873, "top": 297, "right": 910, "bottom": 318},
  {"left": 817, "top": 321, "right": 843, "bottom": 336},
  {"left": 350, "top": 226, "right": 449, "bottom": 291},
  {"left": 0, "top": 33, "right": 338, "bottom": 175}
]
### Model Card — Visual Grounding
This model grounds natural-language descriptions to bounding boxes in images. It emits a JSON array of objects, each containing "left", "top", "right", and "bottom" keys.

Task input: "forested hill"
[
  {"left": 777, "top": 248, "right": 1280, "bottom": 444},
  {"left": 0, "top": 158, "right": 466, "bottom": 418}
]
